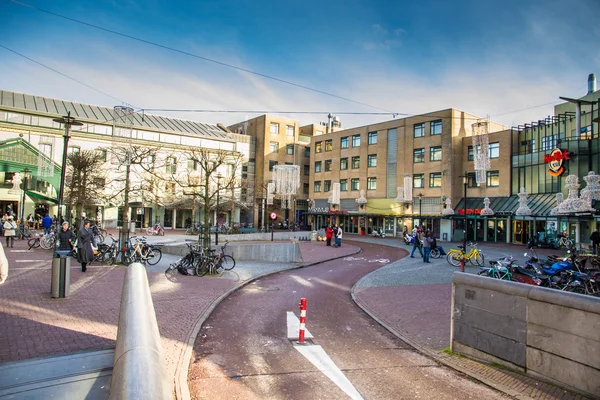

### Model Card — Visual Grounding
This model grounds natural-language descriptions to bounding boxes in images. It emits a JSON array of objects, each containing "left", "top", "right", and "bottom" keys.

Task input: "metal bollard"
[{"left": 298, "top": 298, "right": 307, "bottom": 344}]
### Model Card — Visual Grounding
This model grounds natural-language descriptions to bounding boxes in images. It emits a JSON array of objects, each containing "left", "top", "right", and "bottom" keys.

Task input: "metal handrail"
[{"left": 109, "top": 263, "right": 171, "bottom": 400}]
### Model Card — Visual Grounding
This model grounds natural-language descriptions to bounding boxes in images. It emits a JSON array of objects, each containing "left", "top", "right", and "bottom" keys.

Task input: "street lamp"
[
  {"left": 52, "top": 112, "right": 82, "bottom": 234},
  {"left": 215, "top": 173, "right": 223, "bottom": 246},
  {"left": 462, "top": 172, "right": 468, "bottom": 273},
  {"left": 417, "top": 192, "right": 424, "bottom": 229}
]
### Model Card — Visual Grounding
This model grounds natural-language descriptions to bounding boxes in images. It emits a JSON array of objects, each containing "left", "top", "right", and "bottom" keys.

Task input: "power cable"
[
  {"left": 0, "top": 44, "right": 131, "bottom": 106},
  {"left": 9, "top": 0, "right": 393, "bottom": 113}
]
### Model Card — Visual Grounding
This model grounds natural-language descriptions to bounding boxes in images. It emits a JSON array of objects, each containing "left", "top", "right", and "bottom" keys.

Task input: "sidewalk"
[
  {"left": 347, "top": 238, "right": 590, "bottom": 400},
  {"left": 0, "top": 238, "right": 359, "bottom": 393}
]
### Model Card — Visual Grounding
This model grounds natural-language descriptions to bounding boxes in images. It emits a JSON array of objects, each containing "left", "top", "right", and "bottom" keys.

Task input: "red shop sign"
[
  {"left": 544, "top": 148, "right": 569, "bottom": 177},
  {"left": 457, "top": 208, "right": 481, "bottom": 215}
]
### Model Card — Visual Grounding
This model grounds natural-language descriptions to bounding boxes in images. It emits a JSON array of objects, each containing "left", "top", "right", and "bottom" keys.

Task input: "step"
[{"left": 0, "top": 349, "right": 114, "bottom": 399}]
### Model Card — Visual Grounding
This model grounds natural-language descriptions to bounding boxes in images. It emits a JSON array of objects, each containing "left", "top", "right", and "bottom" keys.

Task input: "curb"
[
  {"left": 173, "top": 245, "right": 363, "bottom": 400},
  {"left": 350, "top": 257, "right": 580, "bottom": 400}
]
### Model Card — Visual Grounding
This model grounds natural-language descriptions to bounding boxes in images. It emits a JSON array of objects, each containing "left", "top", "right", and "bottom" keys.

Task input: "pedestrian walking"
[
  {"left": 58, "top": 222, "right": 75, "bottom": 252},
  {"left": 591, "top": 228, "right": 600, "bottom": 255},
  {"left": 3, "top": 216, "right": 16, "bottom": 248},
  {"left": 42, "top": 214, "right": 53, "bottom": 235},
  {"left": 77, "top": 219, "right": 94, "bottom": 272},
  {"left": 422, "top": 230, "right": 433, "bottom": 263},
  {"left": 0, "top": 242, "right": 8, "bottom": 284},
  {"left": 409, "top": 228, "right": 423, "bottom": 258},
  {"left": 335, "top": 225, "right": 343, "bottom": 247},
  {"left": 325, "top": 225, "right": 334, "bottom": 246}
]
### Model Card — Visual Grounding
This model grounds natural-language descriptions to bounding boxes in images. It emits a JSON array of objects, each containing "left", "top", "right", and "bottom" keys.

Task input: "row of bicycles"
[
  {"left": 166, "top": 241, "right": 236, "bottom": 276},
  {"left": 478, "top": 246, "right": 599, "bottom": 297},
  {"left": 26, "top": 224, "right": 107, "bottom": 250}
]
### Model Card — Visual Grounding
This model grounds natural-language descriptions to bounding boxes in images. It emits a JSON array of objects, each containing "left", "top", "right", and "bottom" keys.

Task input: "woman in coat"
[
  {"left": 3, "top": 216, "right": 17, "bottom": 248},
  {"left": 77, "top": 220, "right": 94, "bottom": 272},
  {"left": 325, "top": 225, "right": 334, "bottom": 246}
]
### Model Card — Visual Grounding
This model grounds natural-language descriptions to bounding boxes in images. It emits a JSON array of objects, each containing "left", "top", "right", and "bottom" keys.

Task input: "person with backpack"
[{"left": 409, "top": 227, "right": 423, "bottom": 258}]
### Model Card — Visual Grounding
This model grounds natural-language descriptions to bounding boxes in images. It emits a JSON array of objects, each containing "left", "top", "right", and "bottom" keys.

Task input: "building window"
[
  {"left": 430, "top": 146, "right": 442, "bottom": 161},
  {"left": 96, "top": 149, "right": 107, "bottom": 162},
  {"left": 187, "top": 159, "right": 198, "bottom": 170},
  {"left": 286, "top": 125, "right": 294, "bottom": 136},
  {"left": 324, "top": 180, "right": 331, "bottom": 192},
  {"left": 367, "top": 154, "right": 377, "bottom": 167},
  {"left": 325, "top": 139, "right": 333, "bottom": 151},
  {"left": 429, "top": 172, "right": 442, "bottom": 187},
  {"left": 352, "top": 134, "right": 361, "bottom": 147},
  {"left": 351, "top": 178, "right": 360, "bottom": 191},
  {"left": 487, "top": 171, "right": 500, "bottom": 187},
  {"left": 270, "top": 141, "right": 279, "bottom": 153},
  {"left": 316, "top": 130, "right": 324, "bottom": 136},
  {"left": 304, "top": 165, "right": 310, "bottom": 176},
  {"left": 68, "top": 145, "right": 80, "bottom": 154},
  {"left": 519, "top": 139, "right": 536, "bottom": 154},
  {"left": 286, "top": 144, "right": 294, "bottom": 155},
  {"left": 324, "top": 160, "right": 332, "bottom": 172},
  {"left": 315, "top": 141, "right": 323, "bottom": 153},
  {"left": 542, "top": 136, "right": 557, "bottom": 151},
  {"left": 468, "top": 146, "right": 474, "bottom": 161},
  {"left": 315, "top": 161, "right": 322, "bottom": 173},
  {"left": 304, "top": 146, "right": 310, "bottom": 158},
  {"left": 166, "top": 157, "right": 177, "bottom": 174},
  {"left": 303, "top": 183, "right": 309, "bottom": 194},
  {"left": 414, "top": 123, "right": 424, "bottom": 138},
  {"left": 340, "top": 179, "right": 348, "bottom": 191},
  {"left": 467, "top": 172, "right": 480, "bottom": 188},
  {"left": 413, "top": 148, "right": 425, "bottom": 163},
  {"left": 367, "top": 177, "right": 377, "bottom": 190},
  {"left": 430, "top": 120, "right": 442, "bottom": 135},
  {"left": 489, "top": 142, "right": 499, "bottom": 159},
  {"left": 341, "top": 136, "right": 349, "bottom": 149},
  {"left": 352, "top": 156, "right": 360, "bottom": 169},
  {"left": 270, "top": 123, "right": 279, "bottom": 135},
  {"left": 314, "top": 181, "right": 321, "bottom": 192},
  {"left": 340, "top": 158, "right": 348, "bottom": 170},
  {"left": 413, "top": 174, "right": 424, "bottom": 188},
  {"left": 269, "top": 160, "right": 278, "bottom": 171},
  {"left": 368, "top": 132, "right": 377, "bottom": 145}
]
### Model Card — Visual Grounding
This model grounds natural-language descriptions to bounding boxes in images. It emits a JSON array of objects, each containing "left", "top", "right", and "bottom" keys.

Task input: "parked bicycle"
[
  {"left": 196, "top": 241, "right": 236, "bottom": 276},
  {"left": 446, "top": 242, "right": 484, "bottom": 266}
]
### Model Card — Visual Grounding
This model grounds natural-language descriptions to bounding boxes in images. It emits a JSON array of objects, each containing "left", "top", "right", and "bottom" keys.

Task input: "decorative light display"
[
  {"left": 8, "top": 172, "right": 22, "bottom": 195},
  {"left": 395, "top": 187, "right": 404, "bottom": 203},
  {"left": 515, "top": 187, "right": 532, "bottom": 216},
  {"left": 272, "top": 165, "right": 300, "bottom": 209},
  {"left": 355, "top": 189, "right": 367, "bottom": 205},
  {"left": 552, "top": 175, "right": 595, "bottom": 214},
  {"left": 472, "top": 121, "right": 490, "bottom": 184},
  {"left": 582, "top": 171, "right": 600, "bottom": 200},
  {"left": 480, "top": 197, "right": 495, "bottom": 216},
  {"left": 442, "top": 197, "right": 454, "bottom": 216},
  {"left": 328, "top": 182, "right": 341, "bottom": 205},
  {"left": 37, "top": 135, "right": 55, "bottom": 178},
  {"left": 403, "top": 176, "right": 413, "bottom": 203},
  {"left": 112, "top": 106, "right": 135, "bottom": 141},
  {"left": 266, "top": 182, "right": 275, "bottom": 205}
]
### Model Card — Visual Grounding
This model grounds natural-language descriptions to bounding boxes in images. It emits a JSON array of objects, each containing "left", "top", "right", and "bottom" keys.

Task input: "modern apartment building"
[{"left": 307, "top": 109, "right": 507, "bottom": 240}]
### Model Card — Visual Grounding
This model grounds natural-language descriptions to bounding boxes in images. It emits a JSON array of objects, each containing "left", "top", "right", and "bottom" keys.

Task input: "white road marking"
[
  {"left": 368, "top": 258, "right": 390, "bottom": 263},
  {"left": 10, "top": 250, "right": 32, "bottom": 253},
  {"left": 286, "top": 311, "right": 313, "bottom": 340},
  {"left": 15, "top": 260, "right": 45, "bottom": 263},
  {"left": 295, "top": 344, "right": 364, "bottom": 400}
]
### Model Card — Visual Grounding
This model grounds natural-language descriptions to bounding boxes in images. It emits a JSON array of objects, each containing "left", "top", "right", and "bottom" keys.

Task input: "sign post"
[{"left": 270, "top": 212, "right": 277, "bottom": 242}]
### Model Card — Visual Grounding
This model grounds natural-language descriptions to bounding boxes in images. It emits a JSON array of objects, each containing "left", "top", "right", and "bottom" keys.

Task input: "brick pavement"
[
  {"left": 0, "top": 237, "right": 359, "bottom": 387},
  {"left": 348, "top": 238, "right": 591, "bottom": 400}
]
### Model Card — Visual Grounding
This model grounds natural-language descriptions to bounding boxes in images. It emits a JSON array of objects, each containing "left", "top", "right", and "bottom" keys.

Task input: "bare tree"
[
  {"left": 64, "top": 150, "right": 106, "bottom": 226},
  {"left": 168, "top": 147, "right": 244, "bottom": 246}
]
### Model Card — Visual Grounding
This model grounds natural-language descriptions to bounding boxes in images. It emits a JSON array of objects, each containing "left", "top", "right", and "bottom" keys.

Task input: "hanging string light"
[
  {"left": 442, "top": 197, "right": 455, "bottom": 216},
  {"left": 472, "top": 121, "right": 490, "bottom": 184},
  {"left": 37, "top": 135, "right": 55, "bottom": 178},
  {"left": 515, "top": 187, "right": 532, "bottom": 216},
  {"left": 328, "top": 182, "right": 341, "bottom": 206},
  {"left": 272, "top": 165, "right": 300, "bottom": 209},
  {"left": 403, "top": 176, "right": 413, "bottom": 203}
]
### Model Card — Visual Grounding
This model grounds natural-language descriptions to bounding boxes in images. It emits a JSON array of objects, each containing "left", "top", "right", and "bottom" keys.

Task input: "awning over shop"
[
  {"left": 25, "top": 190, "right": 58, "bottom": 204},
  {"left": 0, "top": 137, "right": 61, "bottom": 189},
  {"left": 454, "top": 193, "right": 559, "bottom": 217}
]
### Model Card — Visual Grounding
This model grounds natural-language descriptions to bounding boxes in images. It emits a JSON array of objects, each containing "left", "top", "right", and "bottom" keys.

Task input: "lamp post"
[
  {"left": 462, "top": 172, "right": 468, "bottom": 273},
  {"left": 417, "top": 192, "right": 424, "bottom": 229},
  {"left": 19, "top": 168, "right": 29, "bottom": 224},
  {"left": 52, "top": 112, "right": 82, "bottom": 236},
  {"left": 215, "top": 173, "right": 222, "bottom": 246}
]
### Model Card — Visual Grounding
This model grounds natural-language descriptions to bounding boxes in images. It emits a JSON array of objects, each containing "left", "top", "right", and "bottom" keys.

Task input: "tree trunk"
[{"left": 121, "top": 162, "right": 131, "bottom": 248}]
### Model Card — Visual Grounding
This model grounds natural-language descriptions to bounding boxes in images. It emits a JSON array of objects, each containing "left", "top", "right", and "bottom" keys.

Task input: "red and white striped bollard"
[{"left": 298, "top": 297, "right": 307, "bottom": 344}]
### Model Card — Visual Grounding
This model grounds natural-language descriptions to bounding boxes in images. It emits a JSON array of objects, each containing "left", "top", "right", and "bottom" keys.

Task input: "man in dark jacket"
[
  {"left": 42, "top": 214, "right": 53, "bottom": 235},
  {"left": 77, "top": 220, "right": 94, "bottom": 272},
  {"left": 591, "top": 228, "right": 600, "bottom": 255}
]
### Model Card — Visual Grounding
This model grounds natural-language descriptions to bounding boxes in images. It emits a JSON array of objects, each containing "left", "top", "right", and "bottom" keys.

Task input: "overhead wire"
[{"left": 9, "top": 0, "right": 393, "bottom": 113}]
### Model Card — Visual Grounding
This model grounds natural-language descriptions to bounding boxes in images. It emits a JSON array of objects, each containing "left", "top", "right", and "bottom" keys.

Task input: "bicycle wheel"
[
  {"left": 430, "top": 248, "right": 441, "bottom": 259},
  {"left": 102, "top": 250, "right": 115, "bottom": 265},
  {"left": 470, "top": 252, "right": 484, "bottom": 266},
  {"left": 195, "top": 259, "right": 210, "bottom": 276},
  {"left": 221, "top": 255, "right": 236, "bottom": 270},
  {"left": 146, "top": 248, "right": 163, "bottom": 266},
  {"left": 28, "top": 237, "right": 40, "bottom": 249},
  {"left": 40, "top": 236, "right": 53, "bottom": 250},
  {"left": 447, "top": 252, "right": 462, "bottom": 267}
]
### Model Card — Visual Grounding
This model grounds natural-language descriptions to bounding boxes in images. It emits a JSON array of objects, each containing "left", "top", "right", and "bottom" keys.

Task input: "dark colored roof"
[
  {"left": 455, "top": 193, "right": 558, "bottom": 217},
  {"left": 0, "top": 90, "right": 232, "bottom": 141}
]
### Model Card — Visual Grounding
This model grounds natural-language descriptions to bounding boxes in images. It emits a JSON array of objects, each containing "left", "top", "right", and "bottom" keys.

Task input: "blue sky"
[{"left": 1, "top": 0, "right": 599, "bottom": 128}]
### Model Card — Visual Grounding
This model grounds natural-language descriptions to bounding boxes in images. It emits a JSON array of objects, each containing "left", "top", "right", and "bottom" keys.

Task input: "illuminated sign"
[
  {"left": 544, "top": 148, "right": 569, "bottom": 177},
  {"left": 457, "top": 209, "right": 481, "bottom": 215}
]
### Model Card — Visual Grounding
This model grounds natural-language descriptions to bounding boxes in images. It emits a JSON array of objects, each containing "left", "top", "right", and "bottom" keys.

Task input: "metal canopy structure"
[
  {"left": 0, "top": 137, "right": 61, "bottom": 190},
  {"left": 454, "top": 193, "right": 560, "bottom": 217}
]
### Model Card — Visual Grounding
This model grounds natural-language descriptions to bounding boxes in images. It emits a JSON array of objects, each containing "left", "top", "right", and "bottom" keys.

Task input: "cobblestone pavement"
[
  {"left": 347, "top": 237, "right": 589, "bottom": 400},
  {"left": 0, "top": 237, "right": 359, "bottom": 384}
]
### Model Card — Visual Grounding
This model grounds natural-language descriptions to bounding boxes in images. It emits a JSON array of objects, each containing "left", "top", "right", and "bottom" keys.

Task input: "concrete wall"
[
  {"left": 451, "top": 273, "right": 600, "bottom": 397},
  {"left": 163, "top": 241, "right": 302, "bottom": 263}
]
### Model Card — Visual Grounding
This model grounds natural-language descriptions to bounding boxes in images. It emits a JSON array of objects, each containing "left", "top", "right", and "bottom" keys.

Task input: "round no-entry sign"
[{"left": 270, "top": 212, "right": 277, "bottom": 220}]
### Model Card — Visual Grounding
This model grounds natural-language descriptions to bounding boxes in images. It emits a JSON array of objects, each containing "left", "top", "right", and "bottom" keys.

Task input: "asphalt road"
[{"left": 187, "top": 242, "right": 509, "bottom": 400}]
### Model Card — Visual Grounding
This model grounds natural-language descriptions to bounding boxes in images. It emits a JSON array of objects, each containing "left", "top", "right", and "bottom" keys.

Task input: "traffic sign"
[{"left": 270, "top": 212, "right": 277, "bottom": 220}]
